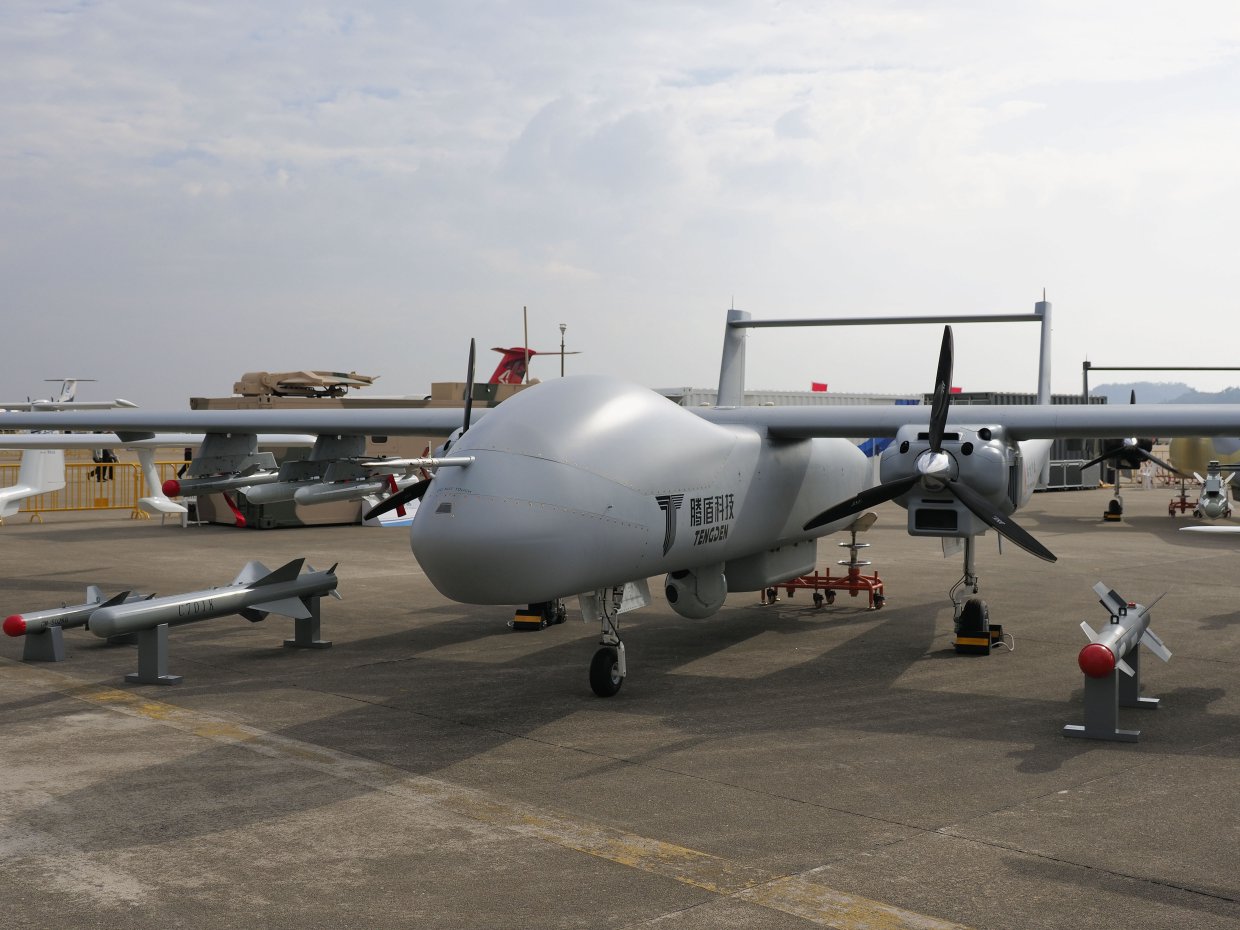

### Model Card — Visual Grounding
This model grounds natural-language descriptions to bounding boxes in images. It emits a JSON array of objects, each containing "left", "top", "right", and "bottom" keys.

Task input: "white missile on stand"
[
  {"left": 1065, "top": 582, "right": 1173, "bottom": 742},
  {"left": 85, "top": 559, "right": 342, "bottom": 686},
  {"left": 1077, "top": 583, "right": 1172, "bottom": 679},
  {"left": 4, "top": 588, "right": 154, "bottom": 661},
  {"left": 87, "top": 559, "right": 340, "bottom": 639}
]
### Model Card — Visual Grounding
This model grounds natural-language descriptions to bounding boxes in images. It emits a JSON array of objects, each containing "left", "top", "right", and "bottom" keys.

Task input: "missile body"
[
  {"left": 87, "top": 559, "right": 340, "bottom": 639},
  {"left": 162, "top": 471, "right": 281, "bottom": 497},
  {"left": 4, "top": 588, "right": 149, "bottom": 637},
  {"left": 1078, "top": 582, "right": 1171, "bottom": 678}
]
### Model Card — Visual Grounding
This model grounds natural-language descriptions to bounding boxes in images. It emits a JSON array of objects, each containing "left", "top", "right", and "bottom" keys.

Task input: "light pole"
[{"left": 559, "top": 323, "right": 567, "bottom": 377}]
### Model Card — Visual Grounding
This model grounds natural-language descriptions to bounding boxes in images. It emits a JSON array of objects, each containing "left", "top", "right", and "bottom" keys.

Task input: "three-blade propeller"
[
  {"left": 364, "top": 339, "right": 477, "bottom": 522},
  {"left": 802, "top": 326, "right": 1056, "bottom": 563}
]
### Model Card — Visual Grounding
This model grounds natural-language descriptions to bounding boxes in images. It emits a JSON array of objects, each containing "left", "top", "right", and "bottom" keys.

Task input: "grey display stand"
[
  {"left": 283, "top": 596, "right": 332, "bottom": 649},
  {"left": 1063, "top": 644, "right": 1158, "bottom": 742},
  {"left": 125, "top": 624, "right": 183, "bottom": 686},
  {"left": 21, "top": 627, "right": 66, "bottom": 662}
]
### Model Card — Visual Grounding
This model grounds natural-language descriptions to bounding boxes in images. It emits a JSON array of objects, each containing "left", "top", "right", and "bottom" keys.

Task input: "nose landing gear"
[{"left": 578, "top": 580, "right": 650, "bottom": 697}]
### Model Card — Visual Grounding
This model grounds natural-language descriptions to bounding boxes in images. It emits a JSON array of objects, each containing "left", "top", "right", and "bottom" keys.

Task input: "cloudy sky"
[{"left": 3, "top": 1, "right": 1239, "bottom": 406}]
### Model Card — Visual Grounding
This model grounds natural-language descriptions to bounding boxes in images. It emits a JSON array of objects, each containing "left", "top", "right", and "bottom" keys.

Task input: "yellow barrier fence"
[{"left": 0, "top": 461, "right": 190, "bottom": 522}]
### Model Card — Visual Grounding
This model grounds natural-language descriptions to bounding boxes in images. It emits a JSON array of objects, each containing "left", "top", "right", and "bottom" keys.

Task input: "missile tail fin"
[
  {"left": 1079, "top": 620, "right": 1099, "bottom": 643},
  {"left": 252, "top": 558, "right": 305, "bottom": 588},
  {"left": 1141, "top": 627, "right": 1173, "bottom": 663},
  {"left": 1116, "top": 657, "right": 1136, "bottom": 677},
  {"left": 233, "top": 560, "right": 271, "bottom": 586},
  {"left": 99, "top": 590, "right": 132, "bottom": 609},
  {"left": 250, "top": 596, "right": 312, "bottom": 619},
  {"left": 86, "top": 585, "right": 103, "bottom": 605}
]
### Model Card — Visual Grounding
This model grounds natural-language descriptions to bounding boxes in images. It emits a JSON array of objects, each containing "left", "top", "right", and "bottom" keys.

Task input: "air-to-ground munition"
[
  {"left": 162, "top": 470, "right": 281, "bottom": 498},
  {"left": 85, "top": 559, "right": 341, "bottom": 685},
  {"left": 1064, "top": 582, "right": 1172, "bottom": 742},
  {"left": 4, "top": 588, "right": 152, "bottom": 661},
  {"left": 87, "top": 558, "right": 340, "bottom": 639}
]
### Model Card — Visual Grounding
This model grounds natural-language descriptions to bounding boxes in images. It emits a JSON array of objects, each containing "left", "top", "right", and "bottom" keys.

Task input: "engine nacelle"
[
  {"left": 664, "top": 563, "right": 727, "bottom": 619},
  {"left": 879, "top": 424, "right": 1019, "bottom": 538}
]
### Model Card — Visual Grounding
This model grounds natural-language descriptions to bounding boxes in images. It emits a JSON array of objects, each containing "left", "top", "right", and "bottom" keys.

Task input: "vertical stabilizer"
[
  {"left": 717, "top": 309, "right": 751, "bottom": 407},
  {"left": 1035, "top": 295, "right": 1052, "bottom": 407}
]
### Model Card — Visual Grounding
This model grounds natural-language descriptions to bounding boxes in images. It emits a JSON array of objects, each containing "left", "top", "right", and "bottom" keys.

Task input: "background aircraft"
[
  {"left": 487, "top": 346, "right": 581, "bottom": 384},
  {"left": 11, "top": 304, "right": 1240, "bottom": 696},
  {"left": 1191, "top": 460, "right": 1234, "bottom": 519},
  {"left": 0, "top": 378, "right": 136, "bottom": 411}
]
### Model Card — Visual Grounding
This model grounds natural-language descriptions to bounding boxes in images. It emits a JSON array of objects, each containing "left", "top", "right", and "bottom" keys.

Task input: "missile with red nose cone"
[
  {"left": 162, "top": 470, "right": 281, "bottom": 498},
  {"left": 86, "top": 559, "right": 340, "bottom": 639},
  {"left": 1078, "top": 582, "right": 1172, "bottom": 678},
  {"left": 4, "top": 588, "right": 151, "bottom": 637}
]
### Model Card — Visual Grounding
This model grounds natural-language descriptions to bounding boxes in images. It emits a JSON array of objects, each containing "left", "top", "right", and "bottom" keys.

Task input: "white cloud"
[{"left": 2, "top": 1, "right": 1240, "bottom": 402}]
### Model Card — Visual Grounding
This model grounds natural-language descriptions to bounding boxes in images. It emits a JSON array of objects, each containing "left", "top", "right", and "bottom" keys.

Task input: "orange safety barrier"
[{"left": 0, "top": 461, "right": 190, "bottom": 522}]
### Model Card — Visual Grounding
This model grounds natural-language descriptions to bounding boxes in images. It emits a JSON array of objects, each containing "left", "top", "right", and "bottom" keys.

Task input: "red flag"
[{"left": 810, "top": 382, "right": 828, "bottom": 392}]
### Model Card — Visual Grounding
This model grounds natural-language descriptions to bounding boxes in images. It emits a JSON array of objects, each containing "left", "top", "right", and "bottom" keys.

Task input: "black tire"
[
  {"left": 873, "top": 594, "right": 885, "bottom": 609},
  {"left": 957, "top": 597, "right": 988, "bottom": 634},
  {"left": 812, "top": 592, "right": 824, "bottom": 608},
  {"left": 589, "top": 647, "right": 623, "bottom": 697},
  {"left": 826, "top": 590, "right": 836, "bottom": 605}
]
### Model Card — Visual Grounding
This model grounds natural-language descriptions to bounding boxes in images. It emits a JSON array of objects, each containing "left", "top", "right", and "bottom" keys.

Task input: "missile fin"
[
  {"left": 233, "top": 560, "right": 271, "bottom": 586},
  {"left": 1116, "top": 657, "right": 1136, "bottom": 677},
  {"left": 249, "top": 596, "right": 312, "bottom": 619},
  {"left": 252, "top": 558, "right": 306, "bottom": 588},
  {"left": 99, "top": 590, "right": 132, "bottom": 608},
  {"left": 86, "top": 585, "right": 103, "bottom": 605},
  {"left": 1141, "top": 628, "right": 1173, "bottom": 663},
  {"left": 239, "top": 607, "right": 269, "bottom": 623},
  {"left": 1092, "top": 582, "right": 1127, "bottom": 616},
  {"left": 1079, "top": 620, "right": 1099, "bottom": 643}
]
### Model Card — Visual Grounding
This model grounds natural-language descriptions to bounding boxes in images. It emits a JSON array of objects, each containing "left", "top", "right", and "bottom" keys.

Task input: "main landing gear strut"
[{"left": 949, "top": 535, "right": 1007, "bottom": 655}]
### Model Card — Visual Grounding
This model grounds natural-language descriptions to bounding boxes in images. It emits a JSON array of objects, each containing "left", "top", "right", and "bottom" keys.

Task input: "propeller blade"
[
  {"left": 1081, "top": 448, "right": 1123, "bottom": 470},
  {"left": 462, "top": 339, "right": 476, "bottom": 434},
  {"left": 947, "top": 480, "right": 1057, "bottom": 563},
  {"left": 803, "top": 476, "right": 919, "bottom": 532},
  {"left": 1131, "top": 447, "right": 1189, "bottom": 479},
  {"left": 927, "top": 326, "right": 953, "bottom": 453},
  {"left": 363, "top": 478, "right": 431, "bottom": 521}
]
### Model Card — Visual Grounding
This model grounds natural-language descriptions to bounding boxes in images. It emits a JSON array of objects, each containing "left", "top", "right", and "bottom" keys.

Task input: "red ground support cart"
[{"left": 768, "top": 512, "right": 885, "bottom": 609}]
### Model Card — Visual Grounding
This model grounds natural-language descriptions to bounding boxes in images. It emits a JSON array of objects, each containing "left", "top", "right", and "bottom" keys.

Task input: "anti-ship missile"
[
  {"left": 4, "top": 588, "right": 150, "bottom": 637},
  {"left": 87, "top": 559, "right": 341, "bottom": 639},
  {"left": 1078, "top": 582, "right": 1172, "bottom": 678}
]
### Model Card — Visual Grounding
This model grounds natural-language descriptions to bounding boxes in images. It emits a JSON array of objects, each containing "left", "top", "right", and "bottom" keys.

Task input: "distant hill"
[{"left": 1091, "top": 381, "right": 1240, "bottom": 404}]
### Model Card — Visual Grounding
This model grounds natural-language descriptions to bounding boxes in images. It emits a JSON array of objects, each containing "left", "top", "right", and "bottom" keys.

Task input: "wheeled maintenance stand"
[{"left": 1063, "top": 643, "right": 1159, "bottom": 742}]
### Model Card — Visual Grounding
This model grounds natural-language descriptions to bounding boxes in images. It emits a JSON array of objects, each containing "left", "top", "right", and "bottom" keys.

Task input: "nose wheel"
[
  {"left": 590, "top": 645, "right": 625, "bottom": 697},
  {"left": 583, "top": 584, "right": 632, "bottom": 697}
]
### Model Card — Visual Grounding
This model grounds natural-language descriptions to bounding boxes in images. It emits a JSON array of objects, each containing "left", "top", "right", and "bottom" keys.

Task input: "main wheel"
[
  {"left": 589, "top": 647, "right": 623, "bottom": 697},
  {"left": 957, "top": 597, "right": 988, "bottom": 635}
]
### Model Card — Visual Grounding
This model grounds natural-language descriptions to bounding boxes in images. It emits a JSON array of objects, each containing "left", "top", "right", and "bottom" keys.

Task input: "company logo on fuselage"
[{"left": 656, "top": 491, "right": 736, "bottom": 552}]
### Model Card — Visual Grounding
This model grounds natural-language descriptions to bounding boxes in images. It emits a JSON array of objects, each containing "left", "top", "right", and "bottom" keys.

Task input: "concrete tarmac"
[{"left": 2, "top": 486, "right": 1238, "bottom": 929}]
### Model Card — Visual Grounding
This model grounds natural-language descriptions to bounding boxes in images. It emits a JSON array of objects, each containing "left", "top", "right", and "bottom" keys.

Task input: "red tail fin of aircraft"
[{"left": 489, "top": 348, "right": 540, "bottom": 384}]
